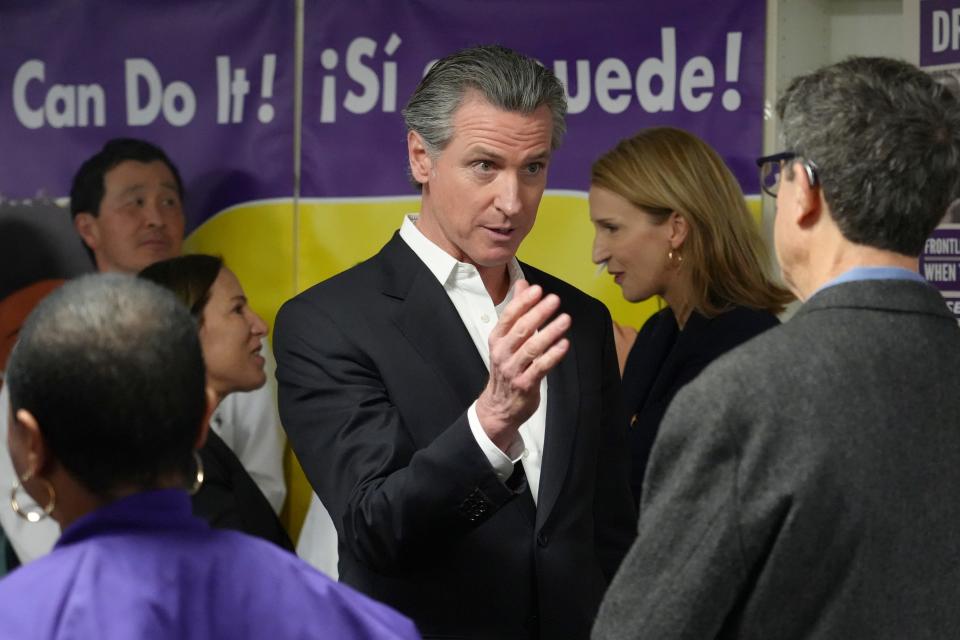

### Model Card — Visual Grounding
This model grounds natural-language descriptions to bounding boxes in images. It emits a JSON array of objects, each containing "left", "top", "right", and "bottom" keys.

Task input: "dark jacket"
[
  {"left": 193, "top": 430, "right": 293, "bottom": 552},
  {"left": 622, "top": 305, "right": 778, "bottom": 502},
  {"left": 274, "top": 233, "right": 636, "bottom": 640}
]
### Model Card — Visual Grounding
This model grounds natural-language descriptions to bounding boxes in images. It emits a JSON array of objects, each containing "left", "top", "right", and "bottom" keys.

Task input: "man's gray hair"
[
  {"left": 403, "top": 44, "right": 567, "bottom": 165},
  {"left": 777, "top": 56, "right": 960, "bottom": 256}
]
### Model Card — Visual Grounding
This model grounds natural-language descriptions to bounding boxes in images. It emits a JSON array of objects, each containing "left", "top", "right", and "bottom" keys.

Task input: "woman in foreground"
[
  {"left": 0, "top": 274, "right": 418, "bottom": 639},
  {"left": 140, "top": 254, "right": 293, "bottom": 551}
]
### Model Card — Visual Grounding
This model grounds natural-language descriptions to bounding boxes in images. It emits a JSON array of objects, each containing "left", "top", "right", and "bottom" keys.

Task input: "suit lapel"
[
  {"left": 645, "top": 311, "right": 704, "bottom": 405},
  {"left": 536, "top": 339, "right": 578, "bottom": 529},
  {"left": 629, "top": 311, "right": 679, "bottom": 411},
  {"left": 376, "top": 243, "right": 583, "bottom": 526},
  {"left": 378, "top": 234, "right": 488, "bottom": 412},
  {"left": 526, "top": 268, "right": 579, "bottom": 530}
]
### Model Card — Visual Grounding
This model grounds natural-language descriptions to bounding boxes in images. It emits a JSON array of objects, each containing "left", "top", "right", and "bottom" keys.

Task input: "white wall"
[
  {"left": 763, "top": 0, "right": 909, "bottom": 314},
  {"left": 764, "top": 0, "right": 907, "bottom": 155}
]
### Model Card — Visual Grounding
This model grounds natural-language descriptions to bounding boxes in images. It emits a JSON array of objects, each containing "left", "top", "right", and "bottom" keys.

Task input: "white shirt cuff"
[{"left": 467, "top": 402, "right": 525, "bottom": 482}]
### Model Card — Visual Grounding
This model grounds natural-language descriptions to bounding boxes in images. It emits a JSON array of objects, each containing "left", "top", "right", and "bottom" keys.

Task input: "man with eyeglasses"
[{"left": 593, "top": 56, "right": 960, "bottom": 639}]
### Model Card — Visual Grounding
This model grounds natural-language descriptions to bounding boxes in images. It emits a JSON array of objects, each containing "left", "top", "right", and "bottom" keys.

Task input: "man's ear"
[
  {"left": 407, "top": 131, "right": 433, "bottom": 186},
  {"left": 73, "top": 213, "right": 100, "bottom": 252},
  {"left": 194, "top": 387, "right": 217, "bottom": 450},
  {"left": 12, "top": 408, "right": 48, "bottom": 477},
  {"left": 790, "top": 161, "right": 822, "bottom": 230},
  {"left": 668, "top": 212, "right": 689, "bottom": 249}
]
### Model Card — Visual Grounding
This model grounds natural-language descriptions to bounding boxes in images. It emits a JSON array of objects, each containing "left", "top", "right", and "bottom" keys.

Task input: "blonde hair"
[{"left": 591, "top": 127, "right": 792, "bottom": 316}]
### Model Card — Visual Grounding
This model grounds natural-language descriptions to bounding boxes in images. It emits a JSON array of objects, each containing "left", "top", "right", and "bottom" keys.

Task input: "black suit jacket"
[
  {"left": 193, "top": 430, "right": 293, "bottom": 552},
  {"left": 621, "top": 306, "right": 778, "bottom": 503},
  {"left": 274, "top": 233, "right": 635, "bottom": 640}
]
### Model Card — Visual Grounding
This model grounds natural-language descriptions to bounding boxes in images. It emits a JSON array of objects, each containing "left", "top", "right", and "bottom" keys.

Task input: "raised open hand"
[{"left": 476, "top": 280, "right": 570, "bottom": 451}]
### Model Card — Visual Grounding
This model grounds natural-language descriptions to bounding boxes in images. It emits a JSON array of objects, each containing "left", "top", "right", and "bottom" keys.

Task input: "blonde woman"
[{"left": 590, "top": 127, "right": 792, "bottom": 504}]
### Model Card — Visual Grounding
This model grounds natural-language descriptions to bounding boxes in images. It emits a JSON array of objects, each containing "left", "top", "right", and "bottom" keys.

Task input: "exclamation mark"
[
  {"left": 722, "top": 32, "right": 742, "bottom": 111},
  {"left": 216, "top": 56, "right": 230, "bottom": 124},
  {"left": 258, "top": 54, "right": 277, "bottom": 123}
]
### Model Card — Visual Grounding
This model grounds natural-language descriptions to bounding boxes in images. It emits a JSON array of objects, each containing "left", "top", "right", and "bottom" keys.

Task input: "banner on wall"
[
  {"left": 0, "top": 0, "right": 295, "bottom": 233},
  {"left": 296, "top": 0, "right": 766, "bottom": 326},
  {"left": 301, "top": 0, "right": 766, "bottom": 197},
  {"left": 919, "top": 0, "right": 960, "bottom": 321},
  {"left": 0, "top": 0, "right": 767, "bottom": 534}
]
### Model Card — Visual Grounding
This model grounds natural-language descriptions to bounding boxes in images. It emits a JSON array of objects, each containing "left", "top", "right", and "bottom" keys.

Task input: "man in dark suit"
[
  {"left": 274, "top": 45, "right": 636, "bottom": 639},
  {"left": 593, "top": 57, "right": 960, "bottom": 639}
]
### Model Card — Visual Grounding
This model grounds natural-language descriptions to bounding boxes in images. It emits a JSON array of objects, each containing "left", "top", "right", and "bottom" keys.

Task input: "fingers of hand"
[
  {"left": 515, "top": 337, "right": 570, "bottom": 389},
  {"left": 493, "top": 293, "right": 561, "bottom": 357},
  {"left": 491, "top": 281, "right": 540, "bottom": 339},
  {"left": 502, "top": 311, "right": 571, "bottom": 383}
]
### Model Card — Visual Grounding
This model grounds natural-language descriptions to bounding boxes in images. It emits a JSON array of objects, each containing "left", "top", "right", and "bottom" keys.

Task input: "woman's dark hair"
[{"left": 138, "top": 255, "right": 223, "bottom": 325}]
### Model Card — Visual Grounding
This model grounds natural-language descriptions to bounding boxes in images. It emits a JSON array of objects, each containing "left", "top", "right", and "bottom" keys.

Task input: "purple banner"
[
  {"left": 920, "top": 0, "right": 960, "bottom": 67},
  {"left": 0, "top": 1, "right": 295, "bottom": 231},
  {"left": 300, "top": 0, "right": 766, "bottom": 198},
  {"left": 921, "top": 226, "right": 960, "bottom": 291}
]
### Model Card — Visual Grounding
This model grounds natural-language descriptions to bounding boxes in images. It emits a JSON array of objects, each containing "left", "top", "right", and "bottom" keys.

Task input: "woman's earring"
[
  {"left": 668, "top": 249, "right": 683, "bottom": 266},
  {"left": 10, "top": 470, "right": 55, "bottom": 523},
  {"left": 189, "top": 451, "right": 205, "bottom": 495}
]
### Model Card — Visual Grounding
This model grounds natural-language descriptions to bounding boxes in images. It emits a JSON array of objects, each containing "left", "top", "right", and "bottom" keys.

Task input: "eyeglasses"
[{"left": 756, "top": 151, "right": 819, "bottom": 197}]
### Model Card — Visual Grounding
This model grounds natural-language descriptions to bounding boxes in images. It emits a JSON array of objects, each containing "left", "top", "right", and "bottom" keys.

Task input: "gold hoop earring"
[
  {"left": 668, "top": 249, "right": 683, "bottom": 266},
  {"left": 10, "top": 471, "right": 55, "bottom": 523},
  {"left": 189, "top": 451, "right": 205, "bottom": 495}
]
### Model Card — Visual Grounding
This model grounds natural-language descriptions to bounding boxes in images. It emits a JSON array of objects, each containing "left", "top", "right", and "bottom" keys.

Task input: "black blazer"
[
  {"left": 622, "top": 306, "right": 778, "bottom": 503},
  {"left": 274, "top": 233, "right": 635, "bottom": 640},
  {"left": 192, "top": 430, "right": 293, "bottom": 552}
]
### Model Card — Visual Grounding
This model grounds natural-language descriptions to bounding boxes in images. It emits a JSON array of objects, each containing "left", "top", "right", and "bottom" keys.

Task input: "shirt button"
[{"left": 480, "top": 313, "right": 490, "bottom": 323}]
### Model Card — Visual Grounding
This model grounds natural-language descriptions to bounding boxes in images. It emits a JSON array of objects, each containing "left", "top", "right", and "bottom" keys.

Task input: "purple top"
[{"left": 0, "top": 489, "right": 420, "bottom": 640}]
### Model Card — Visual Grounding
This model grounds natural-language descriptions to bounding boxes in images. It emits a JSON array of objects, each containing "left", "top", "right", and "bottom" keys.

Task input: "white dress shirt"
[
  {"left": 297, "top": 491, "right": 340, "bottom": 579},
  {"left": 297, "top": 216, "right": 551, "bottom": 577},
  {"left": 212, "top": 341, "right": 287, "bottom": 514},
  {"left": 399, "top": 215, "right": 547, "bottom": 504}
]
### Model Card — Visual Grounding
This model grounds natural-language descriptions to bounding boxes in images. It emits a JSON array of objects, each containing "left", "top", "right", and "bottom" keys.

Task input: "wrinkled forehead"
[{"left": 449, "top": 95, "right": 554, "bottom": 153}]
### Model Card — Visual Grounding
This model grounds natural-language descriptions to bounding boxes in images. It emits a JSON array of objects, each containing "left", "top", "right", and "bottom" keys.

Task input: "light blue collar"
[{"left": 811, "top": 266, "right": 927, "bottom": 297}]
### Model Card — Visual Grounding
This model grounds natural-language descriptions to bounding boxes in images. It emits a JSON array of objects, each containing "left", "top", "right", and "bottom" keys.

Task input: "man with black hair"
[
  {"left": 69, "top": 138, "right": 185, "bottom": 273},
  {"left": 0, "top": 138, "right": 286, "bottom": 564}
]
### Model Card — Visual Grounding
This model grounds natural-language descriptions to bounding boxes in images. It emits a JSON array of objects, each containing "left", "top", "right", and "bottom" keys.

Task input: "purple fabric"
[
  {"left": 0, "top": 0, "right": 295, "bottom": 232},
  {"left": 301, "top": 0, "right": 766, "bottom": 197},
  {"left": 0, "top": 490, "right": 420, "bottom": 640},
  {"left": 920, "top": 0, "right": 960, "bottom": 67}
]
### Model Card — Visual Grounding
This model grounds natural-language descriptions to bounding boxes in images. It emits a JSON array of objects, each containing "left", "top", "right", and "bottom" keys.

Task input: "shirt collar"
[
  {"left": 56, "top": 488, "right": 204, "bottom": 548},
  {"left": 812, "top": 266, "right": 928, "bottom": 298},
  {"left": 399, "top": 214, "right": 525, "bottom": 295}
]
